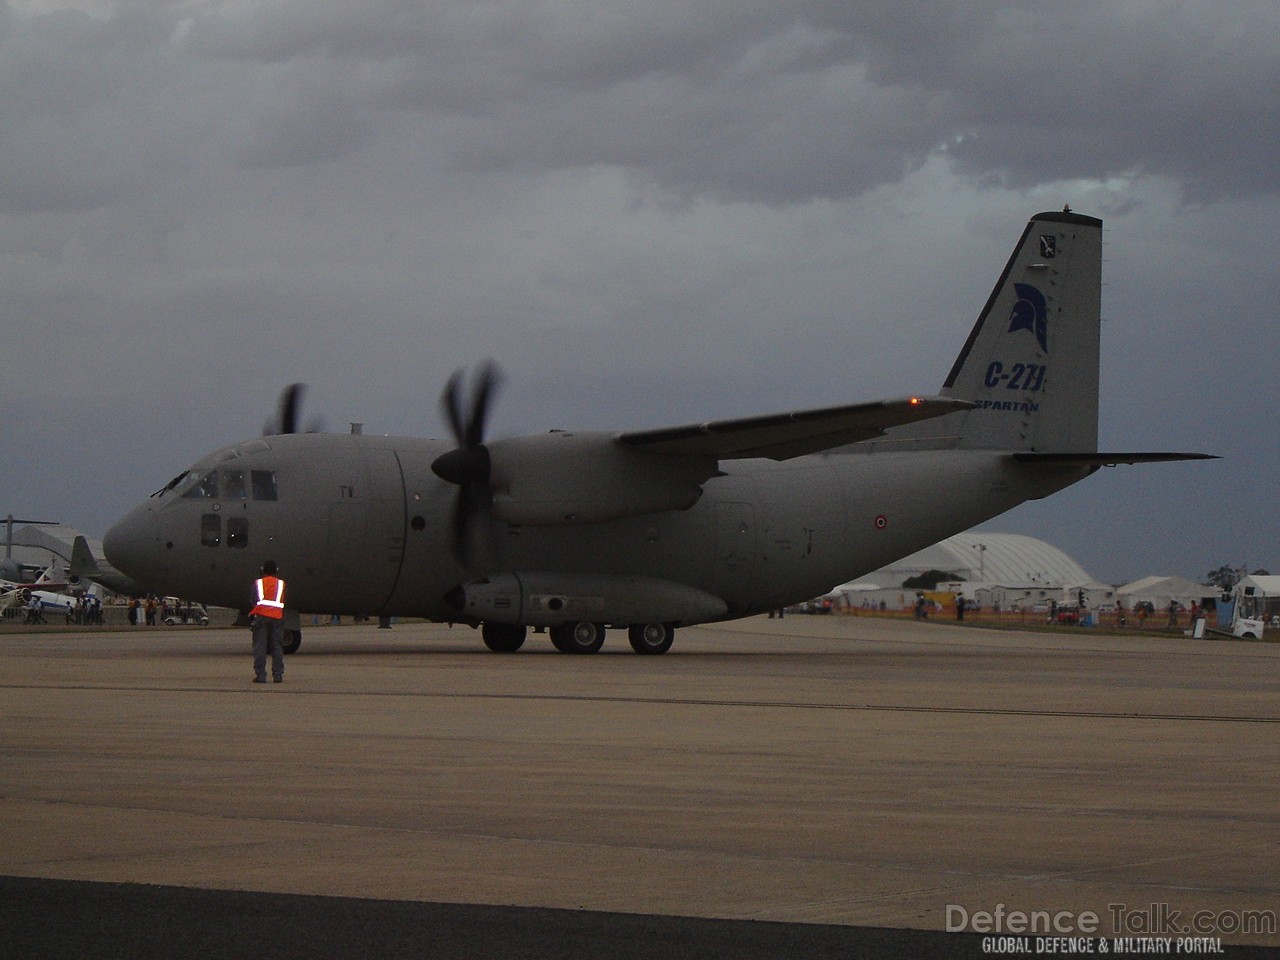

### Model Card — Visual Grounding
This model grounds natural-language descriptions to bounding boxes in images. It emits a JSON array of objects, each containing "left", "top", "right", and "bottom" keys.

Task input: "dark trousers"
[{"left": 252, "top": 616, "right": 285, "bottom": 680}]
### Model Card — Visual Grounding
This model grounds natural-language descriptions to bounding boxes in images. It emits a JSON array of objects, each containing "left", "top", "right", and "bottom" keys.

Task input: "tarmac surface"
[{"left": 2, "top": 614, "right": 1277, "bottom": 958}]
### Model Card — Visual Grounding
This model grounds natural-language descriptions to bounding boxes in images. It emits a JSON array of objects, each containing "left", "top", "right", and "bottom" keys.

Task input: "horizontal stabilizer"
[
  {"left": 618, "top": 396, "right": 974, "bottom": 461},
  {"left": 1012, "top": 451, "right": 1218, "bottom": 467}
]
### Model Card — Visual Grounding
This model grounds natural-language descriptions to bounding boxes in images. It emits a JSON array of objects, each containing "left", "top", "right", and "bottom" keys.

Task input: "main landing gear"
[
  {"left": 626, "top": 622, "right": 674, "bottom": 655},
  {"left": 480, "top": 621, "right": 675, "bottom": 655}
]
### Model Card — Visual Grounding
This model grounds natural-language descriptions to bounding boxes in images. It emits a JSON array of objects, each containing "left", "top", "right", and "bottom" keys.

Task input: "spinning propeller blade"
[
  {"left": 432, "top": 361, "right": 504, "bottom": 566},
  {"left": 264, "top": 383, "right": 325, "bottom": 435}
]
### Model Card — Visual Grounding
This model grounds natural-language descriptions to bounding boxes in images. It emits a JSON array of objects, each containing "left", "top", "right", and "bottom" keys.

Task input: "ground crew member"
[{"left": 251, "top": 560, "right": 287, "bottom": 684}]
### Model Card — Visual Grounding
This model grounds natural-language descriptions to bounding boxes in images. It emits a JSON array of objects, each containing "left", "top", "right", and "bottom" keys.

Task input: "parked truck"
[{"left": 1221, "top": 575, "right": 1280, "bottom": 639}]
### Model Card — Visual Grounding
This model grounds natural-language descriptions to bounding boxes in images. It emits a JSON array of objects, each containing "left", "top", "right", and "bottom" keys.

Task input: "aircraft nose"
[{"left": 103, "top": 504, "right": 161, "bottom": 581}]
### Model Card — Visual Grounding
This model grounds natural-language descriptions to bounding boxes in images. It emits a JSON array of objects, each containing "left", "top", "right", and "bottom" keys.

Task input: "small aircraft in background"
[
  {"left": 1, "top": 514, "right": 61, "bottom": 585},
  {"left": 103, "top": 210, "right": 1212, "bottom": 655},
  {"left": 0, "top": 566, "right": 68, "bottom": 595},
  {"left": 0, "top": 565, "right": 88, "bottom": 621}
]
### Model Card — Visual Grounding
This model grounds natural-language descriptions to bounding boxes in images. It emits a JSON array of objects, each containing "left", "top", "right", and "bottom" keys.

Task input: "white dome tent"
[{"left": 829, "top": 532, "right": 1111, "bottom": 613}]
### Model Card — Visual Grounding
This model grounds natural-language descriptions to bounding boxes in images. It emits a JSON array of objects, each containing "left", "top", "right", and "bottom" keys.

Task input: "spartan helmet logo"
[{"left": 1006, "top": 283, "right": 1048, "bottom": 353}]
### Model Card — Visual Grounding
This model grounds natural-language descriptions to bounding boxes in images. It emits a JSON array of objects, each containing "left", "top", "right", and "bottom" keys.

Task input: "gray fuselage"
[{"left": 105, "top": 431, "right": 1089, "bottom": 621}]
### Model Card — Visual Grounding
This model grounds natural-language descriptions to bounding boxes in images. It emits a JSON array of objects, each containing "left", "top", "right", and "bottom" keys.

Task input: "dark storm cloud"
[
  {"left": 0, "top": 4, "right": 176, "bottom": 212},
  {"left": 6, "top": 2, "right": 1273, "bottom": 209},
  {"left": 201, "top": 0, "right": 1268, "bottom": 204}
]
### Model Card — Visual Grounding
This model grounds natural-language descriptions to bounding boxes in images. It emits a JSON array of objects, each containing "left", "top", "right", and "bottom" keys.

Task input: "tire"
[
  {"left": 482, "top": 623, "right": 527, "bottom": 653},
  {"left": 628, "top": 622, "right": 674, "bottom": 655},
  {"left": 549, "top": 626, "right": 573, "bottom": 653},
  {"left": 550, "top": 621, "right": 605, "bottom": 654},
  {"left": 281, "top": 630, "right": 302, "bottom": 655}
]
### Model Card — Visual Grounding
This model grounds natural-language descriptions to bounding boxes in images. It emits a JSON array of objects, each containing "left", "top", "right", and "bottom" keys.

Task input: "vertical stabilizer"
[{"left": 939, "top": 211, "right": 1102, "bottom": 452}]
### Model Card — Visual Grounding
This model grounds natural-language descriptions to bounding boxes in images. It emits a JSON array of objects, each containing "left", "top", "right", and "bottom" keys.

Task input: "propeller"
[
  {"left": 263, "top": 383, "right": 324, "bottom": 435},
  {"left": 432, "top": 361, "right": 504, "bottom": 566}
]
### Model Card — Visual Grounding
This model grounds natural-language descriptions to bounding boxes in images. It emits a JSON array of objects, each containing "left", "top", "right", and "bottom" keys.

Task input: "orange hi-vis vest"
[{"left": 251, "top": 576, "right": 286, "bottom": 619}]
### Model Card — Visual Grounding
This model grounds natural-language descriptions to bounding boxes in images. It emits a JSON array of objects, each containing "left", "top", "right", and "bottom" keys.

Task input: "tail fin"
[
  {"left": 70, "top": 536, "right": 102, "bottom": 578},
  {"left": 939, "top": 210, "right": 1102, "bottom": 452}
]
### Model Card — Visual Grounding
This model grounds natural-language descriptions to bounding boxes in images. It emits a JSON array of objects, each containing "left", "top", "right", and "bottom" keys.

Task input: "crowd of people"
[
  {"left": 2, "top": 593, "right": 210, "bottom": 626},
  {"left": 2, "top": 593, "right": 106, "bottom": 625}
]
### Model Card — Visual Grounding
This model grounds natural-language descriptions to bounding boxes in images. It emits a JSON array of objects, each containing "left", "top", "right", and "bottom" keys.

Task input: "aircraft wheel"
[
  {"left": 551, "top": 621, "right": 605, "bottom": 654},
  {"left": 628, "top": 622, "right": 674, "bottom": 655},
  {"left": 482, "top": 623, "right": 527, "bottom": 653},
  {"left": 282, "top": 630, "right": 302, "bottom": 655},
  {"left": 549, "top": 627, "right": 573, "bottom": 653}
]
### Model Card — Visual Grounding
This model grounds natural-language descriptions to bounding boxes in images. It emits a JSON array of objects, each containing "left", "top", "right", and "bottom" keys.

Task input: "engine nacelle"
[
  {"left": 447, "top": 572, "right": 728, "bottom": 627},
  {"left": 486, "top": 432, "right": 716, "bottom": 526}
]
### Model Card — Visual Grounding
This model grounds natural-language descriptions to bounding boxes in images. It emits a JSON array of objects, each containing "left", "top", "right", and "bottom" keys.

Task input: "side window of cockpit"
[
  {"left": 223, "top": 470, "right": 247, "bottom": 500},
  {"left": 251, "top": 470, "right": 278, "bottom": 501},
  {"left": 183, "top": 470, "right": 220, "bottom": 500},
  {"left": 201, "top": 513, "right": 221, "bottom": 547},
  {"left": 227, "top": 517, "right": 248, "bottom": 548}
]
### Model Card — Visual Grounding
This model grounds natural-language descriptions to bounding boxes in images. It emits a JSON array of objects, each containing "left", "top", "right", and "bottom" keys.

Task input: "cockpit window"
[
  {"left": 161, "top": 466, "right": 277, "bottom": 502},
  {"left": 182, "top": 470, "right": 220, "bottom": 500},
  {"left": 251, "top": 470, "right": 278, "bottom": 501}
]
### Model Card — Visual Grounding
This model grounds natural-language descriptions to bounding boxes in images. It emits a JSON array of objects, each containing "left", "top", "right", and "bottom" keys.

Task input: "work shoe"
[
  {"left": 273, "top": 677, "right": 283, "bottom": 683},
  {"left": 253, "top": 677, "right": 267, "bottom": 683}
]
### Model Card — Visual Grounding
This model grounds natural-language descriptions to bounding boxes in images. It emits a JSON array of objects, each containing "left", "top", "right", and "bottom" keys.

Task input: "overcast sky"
[{"left": 3, "top": 0, "right": 1276, "bottom": 585}]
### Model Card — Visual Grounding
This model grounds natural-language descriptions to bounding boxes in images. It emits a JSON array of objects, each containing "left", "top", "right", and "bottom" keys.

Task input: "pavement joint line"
[
  {"left": 4, "top": 681, "right": 1279, "bottom": 724},
  {"left": 0, "top": 795, "right": 1127, "bottom": 881}
]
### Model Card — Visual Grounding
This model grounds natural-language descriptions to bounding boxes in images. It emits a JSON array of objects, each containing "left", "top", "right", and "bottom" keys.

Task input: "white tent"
[
  {"left": 1117, "top": 575, "right": 1209, "bottom": 611},
  {"left": 1237, "top": 574, "right": 1280, "bottom": 595},
  {"left": 824, "top": 532, "right": 1105, "bottom": 612},
  {"left": 861, "top": 532, "right": 1101, "bottom": 589}
]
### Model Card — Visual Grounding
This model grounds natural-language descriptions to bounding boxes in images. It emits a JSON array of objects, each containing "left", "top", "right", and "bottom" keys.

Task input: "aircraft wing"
[
  {"left": 1011, "top": 452, "right": 1219, "bottom": 466},
  {"left": 616, "top": 395, "right": 974, "bottom": 461}
]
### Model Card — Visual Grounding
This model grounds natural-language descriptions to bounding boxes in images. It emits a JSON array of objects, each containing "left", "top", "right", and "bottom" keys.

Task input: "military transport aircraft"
[{"left": 103, "top": 210, "right": 1211, "bottom": 655}]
